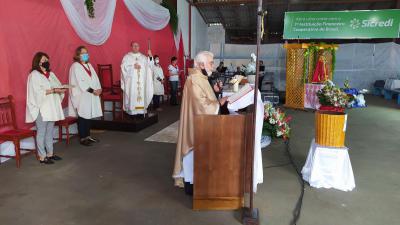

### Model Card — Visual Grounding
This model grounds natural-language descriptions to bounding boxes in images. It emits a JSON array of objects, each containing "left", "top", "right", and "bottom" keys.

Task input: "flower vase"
[
  {"left": 315, "top": 111, "right": 347, "bottom": 147},
  {"left": 233, "top": 82, "right": 239, "bottom": 92}
]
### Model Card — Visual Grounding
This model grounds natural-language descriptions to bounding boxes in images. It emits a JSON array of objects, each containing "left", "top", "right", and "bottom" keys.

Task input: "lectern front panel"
[{"left": 193, "top": 115, "right": 247, "bottom": 210}]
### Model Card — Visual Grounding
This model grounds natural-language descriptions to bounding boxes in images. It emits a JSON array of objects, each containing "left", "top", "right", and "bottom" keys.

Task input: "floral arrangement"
[
  {"left": 344, "top": 79, "right": 350, "bottom": 89},
  {"left": 316, "top": 80, "right": 351, "bottom": 109},
  {"left": 263, "top": 102, "right": 292, "bottom": 140}
]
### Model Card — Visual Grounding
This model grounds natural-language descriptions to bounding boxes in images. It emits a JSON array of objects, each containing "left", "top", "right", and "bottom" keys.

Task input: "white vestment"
[
  {"left": 152, "top": 65, "right": 164, "bottom": 95},
  {"left": 120, "top": 52, "right": 154, "bottom": 115},
  {"left": 68, "top": 62, "right": 103, "bottom": 119},
  {"left": 26, "top": 71, "right": 65, "bottom": 123},
  {"left": 227, "top": 87, "right": 264, "bottom": 193}
]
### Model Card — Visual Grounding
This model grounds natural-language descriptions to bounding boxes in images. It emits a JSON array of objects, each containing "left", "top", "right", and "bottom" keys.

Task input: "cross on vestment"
[{"left": 135, "top": 57, "right": 143, "bottom": 103}]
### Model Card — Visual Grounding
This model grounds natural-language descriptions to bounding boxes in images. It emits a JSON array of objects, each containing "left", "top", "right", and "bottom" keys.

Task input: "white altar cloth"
[
  {"left": 384, "top": 78, "right": 400, "bottom": 90},
  {"left": 302, "top": 139, "right": 355, "bottom": 192}
]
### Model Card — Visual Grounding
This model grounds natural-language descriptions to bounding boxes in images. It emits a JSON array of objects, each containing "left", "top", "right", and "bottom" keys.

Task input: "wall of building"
[
  {"left": 210, "top": 42, "right": 400, "bottom": 91},
  {"left": 177, "top": 1, "right": 209, "bottom": 58}
]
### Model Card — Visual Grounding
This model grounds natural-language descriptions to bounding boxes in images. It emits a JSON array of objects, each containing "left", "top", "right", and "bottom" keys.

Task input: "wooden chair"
[
  {"left": 98, "top": 64, "right": 116, "bottom": 93},
  {"left": 0, "top": 95, "right": 38, "bottom": 168},
  {"left": 97, "top": 64, "right": 122, "bottom": 114},
  {"left": 55, "top": 117, "right": 78, "bottom": 146}
]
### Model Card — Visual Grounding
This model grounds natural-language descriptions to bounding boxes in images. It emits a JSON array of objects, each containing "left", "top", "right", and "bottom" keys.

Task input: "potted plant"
[{"left": 315, "top": 81, "right": 352, "bottom": 147}]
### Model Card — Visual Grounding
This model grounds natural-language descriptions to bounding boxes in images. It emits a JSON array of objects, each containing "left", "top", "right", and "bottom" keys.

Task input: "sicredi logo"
[
  {"left": 350, "top": 19, "right": 360, "bottom": 29},
  {"left": 350, "top": 18, "right": 394, "bottom": 29}
]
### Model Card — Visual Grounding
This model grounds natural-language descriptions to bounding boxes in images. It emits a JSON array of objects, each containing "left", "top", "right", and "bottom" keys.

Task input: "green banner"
[{"left": 283, "top": 10, "right": 400, "bottom": 39}]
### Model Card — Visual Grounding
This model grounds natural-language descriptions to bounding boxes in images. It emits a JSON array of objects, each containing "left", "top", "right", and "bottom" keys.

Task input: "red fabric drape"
[{"left": 0, "top": 0, "right": 183, "bottom": 128}]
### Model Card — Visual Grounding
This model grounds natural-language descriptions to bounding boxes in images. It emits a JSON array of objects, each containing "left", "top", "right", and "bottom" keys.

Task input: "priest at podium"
[
  {"left": 172, "top": 51, "right": 228, "bottom": 192},
  {"left": 120, "top": 42, "right": 154, "bottom": 115}
]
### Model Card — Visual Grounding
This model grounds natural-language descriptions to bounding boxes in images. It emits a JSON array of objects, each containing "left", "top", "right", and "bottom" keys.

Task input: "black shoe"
[
  {"left": 87, "top": 136, "right": 100, "bottom": 143},
  {"left": 39, "top": 158, "right": 54, "bottom": 164},
  {"left": 48, "top": 155, "right": 62, "bottom": 161},
  {"left": 80, "top": 139, "right": 92, "bottom": 146}
]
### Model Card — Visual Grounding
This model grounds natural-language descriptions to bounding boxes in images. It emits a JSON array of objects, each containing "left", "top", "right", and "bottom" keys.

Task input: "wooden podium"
[{"left": 193, "top": 114, "right": 253, "bottom": 210}]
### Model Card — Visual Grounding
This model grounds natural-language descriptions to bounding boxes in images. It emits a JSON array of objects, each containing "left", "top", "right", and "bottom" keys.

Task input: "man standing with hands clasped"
[{"left": 120, "top": 42, "right": 154, "bottom": 116}]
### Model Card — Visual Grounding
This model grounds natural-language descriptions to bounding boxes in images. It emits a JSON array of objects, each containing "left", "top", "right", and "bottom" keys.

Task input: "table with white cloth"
[
  {"left": 384, "top": 78, "right": 400, "bottom": 90},
  {"left": 304, "top": 83, "right": 324, "bottom": 109},
  {"left": 0, "top": 137, "right": 36, "bottom": 163},
  {"left": 302, "top": 139, "right": 355, "bottom": 192}
]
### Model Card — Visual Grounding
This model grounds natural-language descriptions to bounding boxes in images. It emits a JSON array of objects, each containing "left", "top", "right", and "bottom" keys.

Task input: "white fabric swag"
[
  {"left": 60, "top": 0, "right": 116, "bottom": 45},
  {"left": 174, "top": 26, "right": 181, "bottom": 51},
  {"left": 123, "top": 0, "right": 170, "bottom": 31},
  {"left": 61, "top": 0, "right": 170, "bottom": 45}
]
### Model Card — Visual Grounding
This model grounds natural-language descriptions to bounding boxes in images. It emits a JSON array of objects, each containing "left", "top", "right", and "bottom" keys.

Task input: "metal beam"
[
  {"left": 217, "top": 6, "right": 227, "bottom": 28},
  {"left": 194, "top": 0, "right": 255, "bottom": 6},
  {"left": 194, "top": 0, "right": 393, "bottom": 6}
]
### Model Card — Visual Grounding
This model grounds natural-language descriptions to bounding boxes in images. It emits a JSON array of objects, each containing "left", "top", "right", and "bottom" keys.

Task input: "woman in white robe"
[
  {"left": 26, "top": 52, "right": 66, "bottom": 164},
  {"left": 152, "top": 55, "right": 165, "bottom": 111},
  {"left": 68, "top": 46, "right": 102, "bottom": 146}
]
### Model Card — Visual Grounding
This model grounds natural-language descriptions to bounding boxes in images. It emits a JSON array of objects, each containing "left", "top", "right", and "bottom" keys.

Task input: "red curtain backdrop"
[{"left": 0, "top": 0, "right": 182, "bottom": 129}]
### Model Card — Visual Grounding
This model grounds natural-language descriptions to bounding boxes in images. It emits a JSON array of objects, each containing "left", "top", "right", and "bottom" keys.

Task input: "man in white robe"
[{"left": 120, "top": 42, "right": 154, "bottom": 115}]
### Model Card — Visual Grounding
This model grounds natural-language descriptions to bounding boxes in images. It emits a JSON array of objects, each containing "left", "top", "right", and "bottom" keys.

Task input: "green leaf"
[{"left": 161, "top": 2, "right": 179, "bottom": 34}]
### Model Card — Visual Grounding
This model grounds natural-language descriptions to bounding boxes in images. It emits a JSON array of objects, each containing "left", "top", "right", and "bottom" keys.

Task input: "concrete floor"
[{"left": 0, "top": 95, "right": 399, "bottom": 225}]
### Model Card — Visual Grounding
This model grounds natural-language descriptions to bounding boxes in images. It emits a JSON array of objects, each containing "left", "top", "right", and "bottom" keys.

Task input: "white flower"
[
  {"left": 269, "top": 118, "right": 276, "bottom": 124},
  {"left": 277, "top": 130, "right": 283, "bottom": 137}
]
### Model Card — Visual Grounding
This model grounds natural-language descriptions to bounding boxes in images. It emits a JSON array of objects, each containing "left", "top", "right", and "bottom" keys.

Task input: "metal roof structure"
[{"left": 191, "top": 0, "right": 400, "bottom": 43}]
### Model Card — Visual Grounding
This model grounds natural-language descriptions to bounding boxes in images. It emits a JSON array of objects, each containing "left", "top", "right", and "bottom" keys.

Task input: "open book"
[
  {"left": 227, "top": 84, "right": 253, "bottom": 103},
  {"left": 56, "top": 84, "right": 75, "bottom": 89}
]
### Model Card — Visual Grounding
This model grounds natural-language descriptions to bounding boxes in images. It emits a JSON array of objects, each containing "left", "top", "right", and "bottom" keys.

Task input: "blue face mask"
[{"left": 81, "top": 53, "right": 89, "bottom": 62}]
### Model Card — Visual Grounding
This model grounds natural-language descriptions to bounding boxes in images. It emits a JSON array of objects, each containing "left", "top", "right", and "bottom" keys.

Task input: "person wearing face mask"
[
  {"left": 68, "top": 46, "right": 103, "bottom": 146},
  {"left": 172, "top": 51, "right": 229, "bottom": 193},
  {"left": 26, "top": 52, "right": 66, "bottom": 164},
  {"left": 151, "top": 55, "right": 165, "bottom": 111},
  {"left": 168, "top": 56, "right": 180, "bottom": 106}
]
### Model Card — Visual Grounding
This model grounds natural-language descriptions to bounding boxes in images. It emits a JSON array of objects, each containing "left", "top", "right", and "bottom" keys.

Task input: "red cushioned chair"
[
  {"left": 0, "top": 95, "right": 38, "bottom": 168},
  {"left": 97, "top": 64, "right": 122, "bottom": 115}
]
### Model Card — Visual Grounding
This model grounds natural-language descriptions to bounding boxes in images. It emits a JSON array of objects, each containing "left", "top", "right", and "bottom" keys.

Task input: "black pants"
[
  {"left": 184, "top": 182, "right": 193, "bottom": 196},
  {"left": 170, "top": 81, "right": 178, "bottom": 105},
  {"left": 258, "top": 76, "right": 264, "bottom": 90},
  {"left": 77, "top": 116, "right": 91, "bottom": 139},
  {"left": 152, "top": 95, "right": 161, "bottom": 109}
]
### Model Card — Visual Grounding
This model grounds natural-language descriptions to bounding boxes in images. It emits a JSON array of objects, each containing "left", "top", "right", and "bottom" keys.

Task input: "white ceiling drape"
[
  {"left": 61, "top": 0, "right": 170, "bottom": 45},
  {"left": 123, "top": 0, "right": 170, "bottom": 31},
  {"left": 60, "top": 0, "right": 116, "bottom": 45},
  {"left": 174, "top": 26, "right": 181, "bottom": 51}
]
